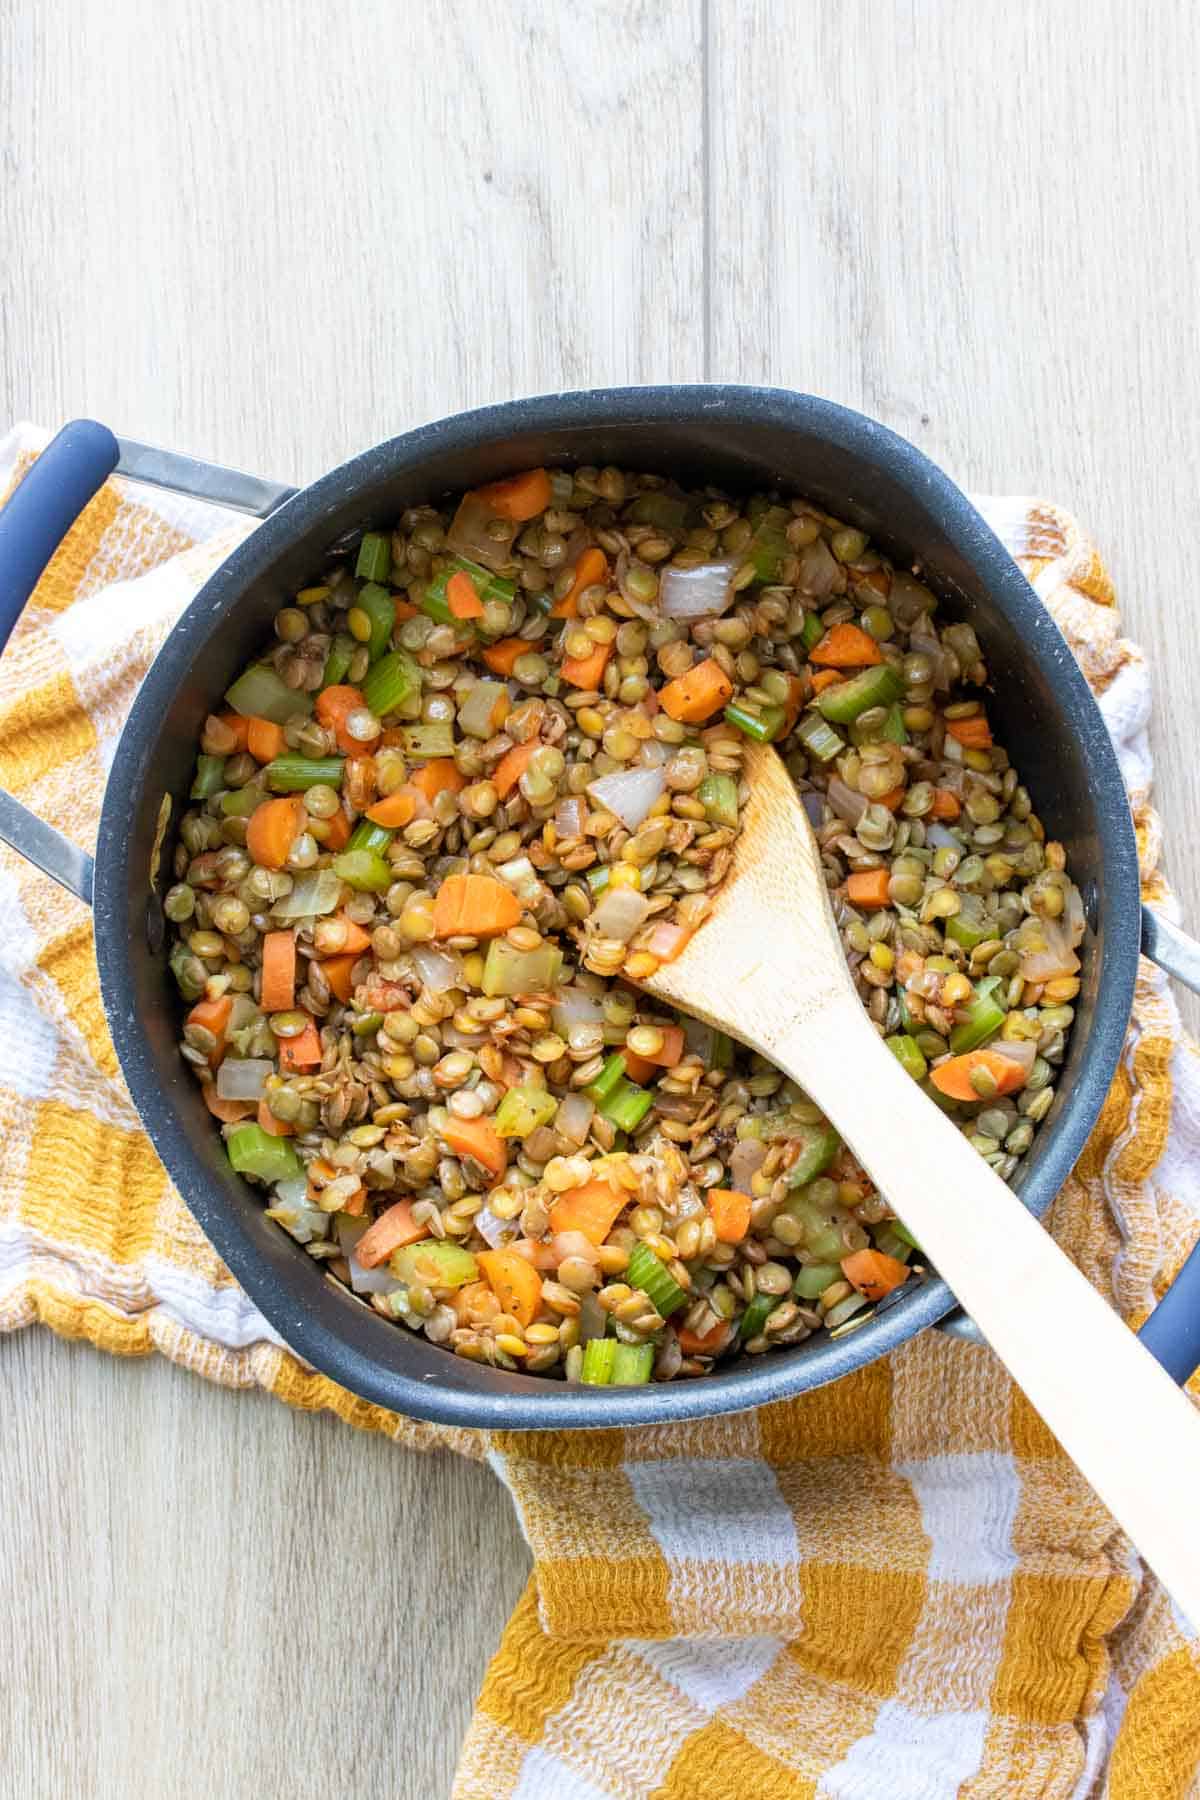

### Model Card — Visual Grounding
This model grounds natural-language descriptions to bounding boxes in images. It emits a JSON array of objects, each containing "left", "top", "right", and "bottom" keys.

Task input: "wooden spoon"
[{"left": 643, "top": 743, "right": 1200, "bottom": 1616}]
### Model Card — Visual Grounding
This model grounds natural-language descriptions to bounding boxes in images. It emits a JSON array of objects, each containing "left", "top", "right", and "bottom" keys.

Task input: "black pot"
[{"left": 3, "top": 388, "right": 1199, "bottom": 1429}]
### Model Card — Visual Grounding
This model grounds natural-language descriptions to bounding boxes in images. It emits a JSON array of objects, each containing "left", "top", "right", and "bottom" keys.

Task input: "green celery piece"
[
  {"left": 712, "top": 1031, "right": 734, "bottom": 1070},
  {"left": 739, "top": 1292, "right": 776, "bottom": 1338},
  {"left": 610, "top": 1342, "right": 655, "bottom": 1385},
  {"left": 795, "top": 713, "right": 844, "bottom": 762},
  {"left": 697, "top": 772, "right": 739, "bottom": 828},
  {"left": 425, "top": 555, "right": 517, "bottom": 616},
  {"left": 265, "top": 754, "right": 345, "bottom": 792},
  {"left": 791, "top": 1263, "right": 841, "bottom": 1301},
  {"left": 347, "top": 819, "right": 394, "bottom": 855},
  {"left": 322, "top": 635, "right": 355, "bottom": 689},
  {"left": 890, "top": 1220, "right": 924, "bottom": 1252},
  {"left": 220, "top": 783, "right": 265, "bottom": 818},
  {"left": 361, "top": 648, "right": 421, "bottom": 718},
  {"left": 355, "top": 532, "right": 392, "bottom": 584},
  {"left": 800, "top": 611, "right": 825, "bottom": 652},
  {"left": 585, "top": 1053, "right": 627, "bottom": 1106},
  {"left": 896, "top": 987, "right": 915, "bottom": 1033},
  {"left": 873, "top": 1227, "right": 913, "bottom": 1265},
  {"left": 356, "top": 582, "right": 396, "bottom": 662},
  {"left": 948, "top": 986, "right": 1007, "bottom": 1055},
  {"left": 481, "top": 938, "right": 563, "bottom": 997},
  {"left": 169, "top": 941, "right": 205, "bottom": 1001},
  {"left": 885, "top": 1034, "right": 928, "bottom": 1081},
  {"left": 225, "top": 664, "right": 313, "bottom": 725},
  {"left": 418, "top": 582, "right": 455, "bottom": 624},
  {"left": 784, "top": 1123, "right": 841, "bottom": 1188},
  {"left": 331, "top": 848, "right": 393, "bottom": 892},
  {"left": 626, "top": 1242, "right": 686, "bottom": 1316},
  {"left": 190, "top": 755, "right": 226, "bottom": 800},
  {"left": 602, "top": 1080, "right": 653, "bottom": 1133},
  {"left": 494, "top": 1083, "right": 558, "bottom": 1138},
  {"left": 227, "top": 1123, "right": 302, "bottom": 1184},
  {"left": 882, "top": 703, "right": 909, "bottom": 745},
  {"left": 581, "top": 1338, "right": 617, "bottom": 1385},
  {"left": 816, "top": 663, "right": 905, "bottom": 724},
  {"left": 390, "top": 1240, "right": 478, "bottom": 1288},
  {"left": 627, "top": 490, "right": 689, "bottom": 531},
  {"left": 724, "top": 701, "right": 785, "bottom": 744},
  {"left": 748, "top": 507, "right": 792, "bottom": 582},
  {"left": 402, "top": 722, "right": 456, "bottom": 760},
  {"left": 945, "top": 908, "right": 991, "bottom": 952},
  {"left": 586, "top": 866, "right": 611, "bottom": 895}
]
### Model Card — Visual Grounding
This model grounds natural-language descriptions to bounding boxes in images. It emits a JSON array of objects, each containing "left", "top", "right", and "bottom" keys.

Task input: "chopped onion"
[
  {"left": 657, "top": 558, "right": 739, "bottom": 620},
  {"left": 459, "top": 679, "right": 509, "bottom": 741},
  {"left": 554, "top": 795, "right": 586, "bottom": 838},
  {"left": 586, "top": 766, "right": 666, "bottom": 831},
  {"left": 551, "top": 988, "right": 606, "bottom": 1036},
  {"left": 827, "top": 777, "right": 868, "bottom": 827},
  {"left": 552, "top": 1231, "right": 600, "bottom": 1268},
  {"left": 265, "top": 1177, "right": 329, "bottom": 1245},
  {"left": 729, "top": 1137, "right": 767, "bottom": 1195},
  {"left": 591, "top": 885, "right": 651, "bottom": 943},
  {"left": 578, "top": 1292, "right": 607, "bottom": 1343},
  {"left": 495, "top": 855, "right": 544, "bottom": 905},
  {"left": 1064, "top": 882, "right": 1087, "bottom": 948},
  {"left": 1017, "top": 918, "right": 1081, "bottom": 982},
  {"left": 337, "top": 1215, "right": 402, "bottom": 1295},
  {"left": 555, "top": 1090, "right": 595, "bottom": 1146},
  {"left": 988, "top": 1038, "right": 1038, "bottom": 1079},
  {"left": 645, "top": 920, "right": 690, "bottom": 961},
  {"left": 272, "top": 868, "right": 342, "bottom": 920},
  {"left": 637, "top": 739, "right": 671, "bottom": 768},
  {"left": 446, "top": 490, "right": 517, "bottom": 571},
  {"left": 797, "top": 538, "right": 841, "bottom": 598},
  {"left": 671, "top": 1183, "right": 706, "bottom": 1222},
  {"left": 215, "top": 1057, "right": 272, "bottom": 1102},
  {"left": 411, "top": 945, "right": 462, "bottom": 993},
  {"left": 475, "top": 1204, "right": 520, "bottom": 1249}
]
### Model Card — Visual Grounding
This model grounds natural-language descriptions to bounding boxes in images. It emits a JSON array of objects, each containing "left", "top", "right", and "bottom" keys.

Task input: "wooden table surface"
[{"left": 3, "top": 3, "right": 1199, "bottom": 1795}]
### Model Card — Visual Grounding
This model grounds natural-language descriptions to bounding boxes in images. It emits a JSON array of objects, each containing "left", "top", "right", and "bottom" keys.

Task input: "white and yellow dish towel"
[{"left": 2, "top": 422, "right": 1198, "bottom": 1799}]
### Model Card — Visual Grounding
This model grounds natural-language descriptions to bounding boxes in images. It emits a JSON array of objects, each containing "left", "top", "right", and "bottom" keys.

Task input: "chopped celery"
[
  {"left": 890, "top": 1219, "right": 924, "bottom": 1252},
  {"left": 602, "top": 1080, "right": 653, "bottom": 1133},
  {"left": 896, "top": 988, "right": 915, "bottom": 1033},
  {"left": 331, "top": 849, "right": 393, "bottom": 892},
  {"left": 627, "top": 490, "right": 689, "bottom": 530},
  {"left": 494, "top": 1083, "right": 559, "bottom": 1138},
  {"left": 792, "top": 1262, "right": 841, "bottom": 1300},
  {"left": 784, "top": 1123, "right": 841, "bottom": 1188},
  {"left": 586, "top": 865, "right": 611, "bottom": 895},
  {"left": 347, "top": 819, "right": 394, "bottom": 855},
  {"left": 362, "top": 648, "right": 421, "bottom": 717},
  {"left": 885, "top": 1034, "right": 928, "bottom": 1081},
  {"left": 581, "top": 1338, "right": 617, "bottom": 1385},
  {"left": 225, "top": 664, "right": 313, "bottom": 725},
  {"left": 698, "top": 772, "right": 739, "bottom": 827},
  {"left": 585, "top": 1052, "right": 627, "bottom": 1107},
  {"left": 739, "top": 1293, "right": 776, "bottom": 1338},
  {"left": 945, "top": 906, "right": 990, "bottom": 952},
  {"left": 390, "top": 1240, "right": 478, "bottom": 1289},
  {"left": 713, "top": 1031, "right": 734, "bottom": 1070},
  {"left": 402, "top": 721, "right": 456, "bottom": 760},
  {"left": 724, "top": 701, "right": 785, "bottom": 744},
  {"left": 748, "top": 507, "right": 792, "bottom": 582},
  {"left": 626, "top": 1242, "right": 686, "bottom": 1316},
  {"left": 220, "top": 783, "right": 264, "bottom": 818},
  {"left": 816, "top": 663, "right": 905, "bottom": 723},
  {"left": 322, "top": 635, "right": 355, "bottom": 689},
  {"left": 265, "top": 754, "right": 345, "bottom": 792},
  {"left": 795, "top": 713, "right": 844, "bottom": 762},
  {"left": 800, "top": 611, "right": 825, "bottom": 652},
  {"left": 882, "top": 703, "right": 909, "bottom": 745},
  {"left": 481, "top": 938, "right": 563, "bottom": 997},
  {"left": 226, "top": 1123, "right": 303, "bottom": 1184},
  {"left": 611, "top": 1342, "right": 655, "bottom": 1385},
  {"left": 356, "top": 582, "right": 396, "bottom": 661},
  {"left": 873, "top": 1227, "right": 912, "bottom": 1264},
  {"left": 425, "top": 555, "right": 517, "bottom": 616},
  {"left": 169, "top": 941, "right": 205, "bottom": 1000},
  {"left": 355, "top": 531, "right": 392, "bottom": 583},
  {"left": 190, "top": 755, "right": 226, "bottom": 799},
  {"left": 948, "top": 979, "right": 1006, "bottom": 1054}
]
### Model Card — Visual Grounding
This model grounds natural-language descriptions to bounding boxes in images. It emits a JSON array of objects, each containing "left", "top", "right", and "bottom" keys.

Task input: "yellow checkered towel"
[{"left": 2, "top": 422, "right": 1198, "bottom": 1799}]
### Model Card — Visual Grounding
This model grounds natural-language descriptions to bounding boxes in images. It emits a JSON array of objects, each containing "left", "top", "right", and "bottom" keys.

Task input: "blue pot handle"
[{"left": 0, "top": 420, "right": 119, "bottom": 658}]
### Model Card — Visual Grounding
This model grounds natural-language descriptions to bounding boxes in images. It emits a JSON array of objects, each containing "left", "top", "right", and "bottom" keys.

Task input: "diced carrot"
[
  {"left": 246, "top": 794, "right": 305, "bottom": 871},
  {"left": 447, "top": 570, "right": 485, "bottom": 619},
  {"left": 432, "top": 872, "right": 522, "bottom": 940},
  {"left": 441, "top": 1115, "right": 508, "bottom": 1179},
  {"left": 644, "top": 920, "right": 692, "bottom": 963},
  {"left": 841, "top": 1248, "right": 910, "bottom": 1302},
  {"left": 354, "top": 1199, "right": 428, "bottom": 1268},
  {"left": 187, "top": 994, "right": 232, "bottom": 1065},
  {"left": 659, "top": 657, "right": 734, "bottom": 723},
  {"left": 257, "top": 1097, "right": 294, "bottom": 1137},
  {"left": 321, "top": 954, "right": 358, "bottom": 1003},
  {"left": 877, "top": 784, "right": 907, "bottom": 813},
  {"left": 321, "top": 807, "right": 352, "bottom": 851},
  {"left": 202, "top": 1086, "right": 255, "bottom": 1123},
  {"left": 930, "top": 1047, "right": 1027, "bottom": 1102},
  {"left": 809, "top": 668, "right": 846, "bottom": 695},
  {"left": 366, "top": 788, "right": 418, "bottom": 828},
  {"left": 511, "top": 1237, "right": 559, "bottom": 1271},
  {"left": 259, "top": 930, "right": 296, "bottom": 1013},
  {"left": 335, "top": 912, "right": 373, "bottom": 955},
  {"left": 846, "top": 868, "right": 892, "bottom": 909},
  {"left": 621, "top": 1050, "right": 657, "bottom": 1084},
  {"left": 560, "top": 640, "right": 612, "bottom": 690},
  {"left": 315, "top": 684, "right": 368, "bottom": 756},
  {"left": 551, "top": 546, "right": 608, "bottom": 618},
  {"left": 492, "top": 741, "right": 537, "bottom": 799},
  {"left": 780, "top": 673, "right": 806, "bottom": 735},
  {"left": 547, "top": 1176, "right": 627, "bottom": 1246},
  {"left": 810, "top": 624, "right": 883, "bottom": 668},
  {"left": 278, "top": 1017, "right": 322, "bottom": 1073},
  {"left": 409, "top": 758, "right": 466, "bottom": 803},
  {"left": 246, "top": 716, "right": 287, "bottom": 763},
  {"left": 217, "top": 712, "right": 251, "bottom": 751},
  {"left": 677, "top": 1319, "right": 736, "bottom": 1357},
  {"left": 621, "top": 1024, "right": 684, "bottom": 1081},
  {"left": 708, "top": 1187, "right": 752, "bottom": 1244},
  {"left": 930, "top": 788, "right": 961, "bottom": 820},
  {"left": 342, "top": 1186, "right": 368, "bottom": 1217},
  {"left": 393, "top": 598, "right": 420, "bottom": 621},
  {"left": 481, "top": 638, "right": 527, "bottom": 677},
  {"left": 477, "top": 1247, "right": 543, "bottom": 1327},
  {"left": 945, "top": 714, "right": 993, "bottom": 749},
  {"left": 471, "top": 468, "right": 552, "bottom": 523}
]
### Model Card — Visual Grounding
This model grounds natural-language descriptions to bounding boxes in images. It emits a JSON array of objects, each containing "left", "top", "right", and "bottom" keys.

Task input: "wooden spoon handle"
[{"left": 778, "top": 1009, "right": 1200, "bottom": 1619}]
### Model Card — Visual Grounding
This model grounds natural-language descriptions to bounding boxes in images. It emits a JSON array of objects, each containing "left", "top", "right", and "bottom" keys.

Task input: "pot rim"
[{"left": 92, "top": 385, "right": 1141, "bottom": 1428}]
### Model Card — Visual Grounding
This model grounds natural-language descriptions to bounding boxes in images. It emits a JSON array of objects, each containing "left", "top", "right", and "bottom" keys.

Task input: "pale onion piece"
[
  {"left": 550, "top": 988, "right": 606, "bottom": 1035},
  {"left": 215, "top": 1057, "right": 272, "bottom": 1102},
  {"left": 585, "top": 766, "right": 666, "bottom": 832},
  {"left": 1064, "top": 882, "right": 1087, "bottom": 948},
  {"left": 637, "top": 739, "right": 672, "bottom": 768},
  {"left": 988, "top": 1038, "right": 1038, "bottom": 1079},
  {"left": 475, "top": 1204, "right": 520, "bottom": 1249},
  {"left": 645, "top": 920, "right": 691, "bottom": 961},
  {"left": 336, "top": 1213, "right": 402, "bottom": 1295},
  {"left": 272, "top": 868, "right": 341, "bottom": 920},
  {"left": 265, "top": 1178, "right": 329, "bottom": 1245},
  {"left": 729, "top": 1137, "right": 767, "bottom": 1195},
  {"left": 827, "top": 777, "right": 868, "bottom": 827},
  {"left": 494, "top": 855, "right": 544, "bottom": 905},
  {"left": 578, "top": 1292, "right": 607, "bottom": 1343},
  {"left": 555, "top": 1090, "right": 595, "bottom": 1146},
  {"left": 591, "top": 885, "right": 652, "bottom": 943},
  {"left": 554, "top": 795, "right": 586, "bottom": 838},
  {"left": 551, "top": 1230, "right": 601, "bottom": 1268},
  {"left": 411, "top": 944, "right": 462, "bottom": 993},
  {"left": 1017, "top": 919, "right": 1081, "bottom": 982},
  {"left": 459, "top": 679, "right": 509, "bottom": 741},
  {"left": 796, "top": 538, "right": 841, "bottom": 598},
  {"left": 671, "top": 1183, "right": 707, "bottom": 1222},
  {"left": 445, "top": 491, "right": 517, "bottom": 571},
  {"left": 657, "top": 557, "right": 739, "bottom": 620}
]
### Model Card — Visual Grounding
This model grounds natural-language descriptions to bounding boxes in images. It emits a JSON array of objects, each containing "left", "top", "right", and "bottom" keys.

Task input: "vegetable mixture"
[{"left": 168, "top": 464, "right": 1086, "bottom": 1383}]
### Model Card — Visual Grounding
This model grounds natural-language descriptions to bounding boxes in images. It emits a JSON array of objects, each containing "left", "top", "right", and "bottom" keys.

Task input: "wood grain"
[{"left": 3, "top": 0, "right": 1200, "bottom": 1793}]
